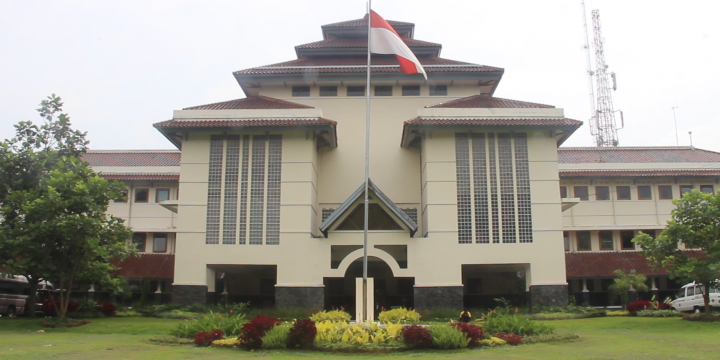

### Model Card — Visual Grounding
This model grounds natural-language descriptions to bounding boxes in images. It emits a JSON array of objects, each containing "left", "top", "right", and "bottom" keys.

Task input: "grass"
[{"left": 2, "top": 316, "right": 720, "bottom": 359}]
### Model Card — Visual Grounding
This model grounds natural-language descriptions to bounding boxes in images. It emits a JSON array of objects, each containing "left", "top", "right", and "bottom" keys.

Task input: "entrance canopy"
[{"left": 319, "top": 179, "right": 418, "bottom": 237}]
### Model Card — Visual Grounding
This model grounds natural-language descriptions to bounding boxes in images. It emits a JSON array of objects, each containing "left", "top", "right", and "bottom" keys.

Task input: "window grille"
[
  {"left": 322, "top": 208, "right": 335, "bottom": 222},
  {"left": 514, "top": 133, "right": 533, "bottom": 243},
  {"left": 453, "top": 132, "right": 533, "bottom": 244},
  {"left": 265, "top": 135, "right": 282, "bottom": 245},
  {"left": 402, "top": 85, "right": 420, "bottom": 96},
  {"left": 471, "top": 133, "right": 489, "bottom": 243},
  {"left": 222, "top": 136, "right": 240, "bottom": 244},
  {"left": 402, "top": 208, "right": 418, "bottom": 225},
  {"left": 249, "top": 136, "right": 267, "bottom": 245},
  {"left": 319, "top": 86, "right": 337, "bottom": 96},
  {"left": 374, "top": 85, "right": 392, "bottom": 96},
  {"left": 205, "top": 135, "right": 224, "bottom": 244},
  {"left": 292, "top": 86, "right": 310, "bottom": 97},
  {"left": 454, "top": 133, "right": 472, "bottom": 244},
  {"left": 347, "top": 86, "right": 365, "bottom": 96},
  {"left": 238, "top": 135, "right": 250, "bottom": 244},
  {"left": 429, "top": 85, "right": 447, "bottom": 96}
]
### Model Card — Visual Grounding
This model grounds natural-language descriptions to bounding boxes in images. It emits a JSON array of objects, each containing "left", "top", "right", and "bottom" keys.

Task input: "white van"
[
  {"left": 672, "top": 281, "right": 720, "bottom": 313},
  {"left": 0, "top": 275, "right": 29, "bottom": 316}
]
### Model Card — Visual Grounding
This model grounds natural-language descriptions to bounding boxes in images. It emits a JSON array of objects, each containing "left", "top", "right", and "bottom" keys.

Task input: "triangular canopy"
[{"left": 319, "top": 179, "right": 418, "bottom": 237}]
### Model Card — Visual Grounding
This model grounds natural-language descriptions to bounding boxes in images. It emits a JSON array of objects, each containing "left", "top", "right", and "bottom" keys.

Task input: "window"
[
  {"left": 574, "top": 186, "right": 589, "bottom": 201},
  {"left": 596, "top": 186, "right": 610, "bottom": 200},
  {"left": 153, "top": 233, "right": 167, "bottom": 253},
  {"left": 374, "top": 85, "right": 392, "bottom": 96},
  {"left": 577, "top": 231, "right": 591, "bottom": 251},
  {"left": 135, "top": 188, "right": 149, "bottom": 203},
  {"left": 563, "top": 231, "right": 570, "bottom": 252},
  {"left": 637, "top": 186, "right": 652, "bottom": 200},
  {"left": 559, "top": 186, "right": 567, "bottom": 199},
  {"left": 616, "top": 186, "right": 631, "bottom": 200},
  {"left": 620, "top": 230, "right": 635, "bottom": 250},
  {"left": 115, "top": 189, "right": 128, "bottom": 203},
  {"left": 599, "top": 231, "right": 614, "bottom": 250},
  {"left": 319, "top": 86, "right": 337, "bottom": 96},
  {"left": 658, "top": 185, "right": 673, "bottom": 199},
  {"left": 686, "top": 287, "right": 695, "bottom": 296},
  {"left": 679, "top": 185, "right": 693, "bottom": 196},
  {"left": 700, "top": 185, "right": 714, "bottom": 194},
  {"left": 402, "top": 85, "right": 420, "bottom": 96},
  {"left": 291, "top": 86, "right": 310, "bottom": 97},
  {"left": 132, "top": 233, "right": 146, "bottom": 252},
  {"left": 429, "top": 85, "right": 447, "bottom": 96},
  {"left": 155, "top": 188, "right": 170, "bottom": 202},
  {"left": 347, "top": 86, "right": 365, "bottom": 96}
]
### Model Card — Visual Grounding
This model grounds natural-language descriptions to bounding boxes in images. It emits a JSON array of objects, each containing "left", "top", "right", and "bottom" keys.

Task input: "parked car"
[
  {"left": 0, "top": 275, "right": 29, "bottom": 317},
  {"left": 672, "top": 281, "right": 720, "bottom": 313},
  {"left": 28, "top": 289, "right": 79, "bottom": 316}
]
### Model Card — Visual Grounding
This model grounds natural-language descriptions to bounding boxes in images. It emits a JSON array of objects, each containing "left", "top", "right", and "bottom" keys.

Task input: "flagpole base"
[{"left": 355, "top": 277, "right": 374, "bottom": 322}]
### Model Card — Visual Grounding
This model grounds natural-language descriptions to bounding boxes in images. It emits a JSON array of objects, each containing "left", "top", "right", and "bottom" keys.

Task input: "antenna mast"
[{"left": 582, "top": 3, "right": 621, "bottom": 147}]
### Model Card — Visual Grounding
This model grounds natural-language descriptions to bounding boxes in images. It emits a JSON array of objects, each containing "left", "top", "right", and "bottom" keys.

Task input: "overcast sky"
[{"left": 1, "top": 0, "right": 718, "bottom": 151}]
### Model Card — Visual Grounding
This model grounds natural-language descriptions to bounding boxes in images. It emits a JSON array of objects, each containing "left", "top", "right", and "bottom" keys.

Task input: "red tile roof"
[
  {"left": 99, "top": 173, "right": 180, "bottom": 181},
  {"left": 296, "top": 37, "right": 440, "bottom": 49},
  {"left": 183, "top": 96, "right": 314, "bottom": 110},
  {"left": 322, "top": 17, "right": 413, "bottom": 28},
  {"left": 404, "top": 117, "right": 582, "bottom": 127},
  {"left": 84, "top": 151, "right": 180, "bottom": 166},
  {"left": 154, "top": 118, "right": 337, "bottom": 129},
  {"left": 426, "top": 95, "right": 554, "bottom": 109},
  {"left": 565, "top": 251, "right": 704, "bottom": 278},
  {"left": 558, "top": 147, "right": 720, "bottom": 163},
  {"left": 235, "top": 56, "right": 502, "bottom": 75},
  {"left": 111, "top": 254, "right": 175, "bottom": 280},
  {"left": 560, "top": 170, "right": 720, "bottom": 178}
]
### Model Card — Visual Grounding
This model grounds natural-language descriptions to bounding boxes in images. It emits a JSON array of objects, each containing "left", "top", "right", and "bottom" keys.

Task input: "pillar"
[{"left": 582, "top": 279, "right": 590, "bottom": 305}]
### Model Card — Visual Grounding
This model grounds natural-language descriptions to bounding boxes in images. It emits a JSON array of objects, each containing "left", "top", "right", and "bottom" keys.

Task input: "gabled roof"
[
  {"left": 99, "top": 173, "right": 180, "bottom": 181},
  {"left": 321, "top": 15, "right": 415, "bottom": 38},
  {"left": 558, "top": 147, "right": 720, "bottom": 163},
  {"left": 426, "top": 95, "right": 554, "bottom": 109},
  {"left": 559, "top": 169, "right": 720, "bottom": 178},
  {"left": 183, "top": 96, "right": 314, "bottom": 110},
  {"left": 295, "top": 37, "right": 441, "bottom": 57},
  {"left": 319, "top": 179, "right": 417, "bottom": 237},
  {"left": 84, "top": 151, "right": 181, "bottom": 166}
]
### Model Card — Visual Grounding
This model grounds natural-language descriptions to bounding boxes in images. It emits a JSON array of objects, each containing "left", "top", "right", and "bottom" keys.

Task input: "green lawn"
[{"left": 1, "top": 316, "right": 719, "bottom": 359}]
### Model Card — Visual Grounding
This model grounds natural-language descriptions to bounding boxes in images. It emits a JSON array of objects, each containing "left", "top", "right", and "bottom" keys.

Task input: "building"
[{"left": 86, "top": 15, "right": 720, "bottom": 311}]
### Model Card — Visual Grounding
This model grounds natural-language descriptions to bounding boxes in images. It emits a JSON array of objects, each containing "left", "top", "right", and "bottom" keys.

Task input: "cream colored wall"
[
  {"left": 106, "top": 182, "right": 178, "bottom": 231},
  {"left": 560, "top": 178, "right": 717, "bottom": 231}
]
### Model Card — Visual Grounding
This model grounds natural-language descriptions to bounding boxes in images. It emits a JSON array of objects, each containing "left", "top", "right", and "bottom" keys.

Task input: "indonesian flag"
[{"left": 369, "top": 10, "right": 427, "bottom": 79}]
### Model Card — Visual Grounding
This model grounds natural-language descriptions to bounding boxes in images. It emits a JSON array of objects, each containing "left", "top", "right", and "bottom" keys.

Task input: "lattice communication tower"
[{"left": 582, "top": 4, "right": 622, "bottom": 147}]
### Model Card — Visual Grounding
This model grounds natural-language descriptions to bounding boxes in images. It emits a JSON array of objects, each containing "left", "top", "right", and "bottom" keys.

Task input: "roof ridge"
[{"left": 182, "top": 96, "right": 314, "bottom": 110}]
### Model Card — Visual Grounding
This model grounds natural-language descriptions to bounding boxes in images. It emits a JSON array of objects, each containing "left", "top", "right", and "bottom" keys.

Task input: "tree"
[
  {"left": 0, "top": 94, "right": 132, "bottom": 319},
  {"left": 608, "top": 269, "right": 648, "bottom": 309},
  {"left": 634, "top": 190, "right": 720, "bottom": 315},
  {"left": 0, "top": 94, "right": 88, "bottom": 317},
  {"left": 2, "top": 157, "right": 133, "bottom": 319}
]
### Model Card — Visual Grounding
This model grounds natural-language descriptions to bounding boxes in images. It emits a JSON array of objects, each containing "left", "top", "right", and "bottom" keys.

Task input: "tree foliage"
[
  {"left": 634, "top": 190, "right": 720, "bottom": 314},
  {"left": 608, "top": 269, "right": 648, "bottom": 309},
  {"left": 0, "top": 94, "right": 132, "bottom": 319}
]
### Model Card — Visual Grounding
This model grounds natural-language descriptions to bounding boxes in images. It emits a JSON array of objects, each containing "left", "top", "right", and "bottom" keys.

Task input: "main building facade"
[{"left": 85, "top": 15, "right": 720, "bottom": 311}]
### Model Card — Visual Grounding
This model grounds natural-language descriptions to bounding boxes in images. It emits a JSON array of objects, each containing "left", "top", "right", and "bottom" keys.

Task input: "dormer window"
[{"left": 292, "top": 86, "right": 310, "bottom": 97}]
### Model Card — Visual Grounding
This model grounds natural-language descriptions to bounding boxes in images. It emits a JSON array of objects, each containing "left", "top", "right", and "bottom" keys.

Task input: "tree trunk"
[
  {"left": 26, "top": 277, "right": 39, "bottom": 318},
  {"left": 704, "top": 283, "right": 712, "bottom": 315}
]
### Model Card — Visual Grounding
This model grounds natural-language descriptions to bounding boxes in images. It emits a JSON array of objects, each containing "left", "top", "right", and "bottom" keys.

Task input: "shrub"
[
  {"left": 157, "top": 310, "right": 197, "bottom": 320},
  {"left": 524, "top": 332, "right": 580, "bottom": 344},
  {"left": 95, "top": 302, "right": 116, "bottom": 317},
  {"left": 213, "top": 338, "right": 240, "bottom": 347},
  {"left": 483, "top": 313, "right": 554, "bottom": 336},
  {"left": 636, "top": 309, "right": 683, "bottom": 317},
  {"left": 451, "top": 322, "right": 483, "bottom": 348},
  {"left": 261, "top": 325, "right": 291, "bottom": 349},
  {"left": 310, "top": 309, "right": 351, "bottom": 323},
  {"left": 417, "top": 308, "right": 458, "bottom": 322},
  {"left": 626, "top": 300, "right": 652, "bottom": 314},
  {"left": 212, "top": 302, "right": 249, "bottom": 316},
  {"left": 402, "top": 325, "right": 432, "bottom": 348},
  {"left": 378, "top": 308, "right": 421, "bottom": 324},
  {"left": 247, "top": 307, "right": 314, "bottom": 321},
  {"left": 238, "top": 315, "right": 281, "bottom": 350},
  {"left": 194, "top": 329, "right": 224, "bottom": 347},
  {"left": 315, "top": 321, "right": 402, "bottom": 345},
  {"left": 286, "top": 319, "right": 316, "bottom": 349},
  {"left": 606, "top": 310, "right": 629, "bottom": 316},
  {"left": 169, "top": 312, "right": 246, "bottom": 339},
  {"left": 429, "top": 325, "right": 469, "bottom": 349},
  {"left": 480, "top": 337, "right": 506, "bottom": 346},
  {"left": 493, "top": 332, "right": 523, "bottom": 345},
  {"left": 148, "top": 335, "right": 194, "bottom": 345}
]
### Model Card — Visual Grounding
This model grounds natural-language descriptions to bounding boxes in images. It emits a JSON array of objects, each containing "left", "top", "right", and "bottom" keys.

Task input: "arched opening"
[{"left": 324, "top": 256, "right": 414, "bottom": 315}]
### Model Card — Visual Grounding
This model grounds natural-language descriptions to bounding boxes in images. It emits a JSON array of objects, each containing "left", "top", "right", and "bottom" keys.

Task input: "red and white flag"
[{"left": 369, "top": 10, "right": 427, "bottom": 79}]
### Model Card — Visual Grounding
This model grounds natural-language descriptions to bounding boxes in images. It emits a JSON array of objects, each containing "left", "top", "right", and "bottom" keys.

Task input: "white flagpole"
[{"left": 362, "top": 0, "right": 372, "bottom": 323}]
